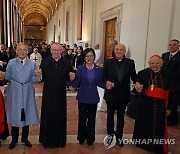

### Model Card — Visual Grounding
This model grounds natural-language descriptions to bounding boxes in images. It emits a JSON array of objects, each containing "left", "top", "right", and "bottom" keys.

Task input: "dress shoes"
[
  {"left": 21, "top": 139, "right": 32, "bottom": 148},
  {"left": 9, "top": 140, "right": 17, "bottom": 149},
  {"left": 87, "top": 141, "right": 93, "bottom": 146},
  {"left": 79, "top": 141, "right": 84, "bottom": 145},
  {"left": 78, "top": 139, "right": 85, "bottom": 145}
]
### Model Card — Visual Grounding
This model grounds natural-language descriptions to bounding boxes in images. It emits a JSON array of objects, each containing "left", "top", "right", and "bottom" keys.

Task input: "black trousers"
[
  {"left": 77, "top": 102, "right": 97, "bottom": 143},
  {"left": 106, "top": 101, "right": 126, "bottom": 139},
  {"left": 168, "top": 91, "right": 178, "bottom": 125},
  {"left": 11, "top": 125, "right": 29, "bottom": 142}
]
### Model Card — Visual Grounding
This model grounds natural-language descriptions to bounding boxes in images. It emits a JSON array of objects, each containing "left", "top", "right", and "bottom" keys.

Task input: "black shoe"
[
  {"left": 22, "top": 140, "right": 32, "bottom": 148},
  {"left": 9, "top": 141, "right": 17, "bottom": 149},
  {"left": 0, "top": 141, "right": 1, "bottom": 147},
  {"left": 87, "top": 141, "right": 93, "bottom": 146},
  {"left": 78, "top": 139, "right": 85, "bottom": 145},
  {"left": 79, "top": 141, "right": 84, "bottom": 145},
  {"left": 116, "top": 139, "right": 124, "bottom": 147}
]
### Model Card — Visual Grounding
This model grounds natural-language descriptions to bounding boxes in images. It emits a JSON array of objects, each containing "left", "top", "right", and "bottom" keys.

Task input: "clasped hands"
[
  {"left": 106, "top": 81, "right": 143, "bottom": 92},
  {"left": 69, "top": 72, "right": 75, "bottom": 81},
  {"left": 34, "top": 69, "right": 75, "bottom": 81},
  {"left": 34, "top": 68, "right": 42, "bottom": 78},
  {"left": 134, "top": 82, "right": 143, "bottom": 93},
  {"left": 106, "top": 81, "right": 114, "bottom": 89}
]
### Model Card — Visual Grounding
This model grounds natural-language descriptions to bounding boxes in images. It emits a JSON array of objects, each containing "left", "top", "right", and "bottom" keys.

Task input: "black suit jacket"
[
  {"left": 102, "top": 57, "right": 137, "bottom": 104},
  {"left": 162, "top": 51, "right": 180, "bottom": 89},
  {"left": 0, "top": 50, "right": 6, "bottom": 62}
]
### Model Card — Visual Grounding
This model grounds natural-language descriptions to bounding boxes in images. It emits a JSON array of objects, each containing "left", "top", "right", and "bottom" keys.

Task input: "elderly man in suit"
[
  {"left": 102, "top": 43, "right": 139, "bottom": 147},
  {"left": 162, "top": 39, "right": 180, "bottom": 126}
]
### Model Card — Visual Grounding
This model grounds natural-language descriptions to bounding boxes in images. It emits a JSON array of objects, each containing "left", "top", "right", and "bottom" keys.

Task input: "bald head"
[
  {"left": 148, "top": 55, "right": 163, "bottom": 72},
  {"left": 114, "top": 44, "right": 126, "bottom": 60}
]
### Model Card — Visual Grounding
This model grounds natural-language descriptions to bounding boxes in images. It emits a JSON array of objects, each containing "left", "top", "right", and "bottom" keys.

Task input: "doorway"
[{"left": 104, "top": 17, "right": 117, "bottom": 59}]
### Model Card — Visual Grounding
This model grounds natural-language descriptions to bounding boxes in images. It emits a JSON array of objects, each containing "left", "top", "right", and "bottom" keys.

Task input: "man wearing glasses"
[{"left": 39, "top": 42, "right": 75, "bottom": 147}]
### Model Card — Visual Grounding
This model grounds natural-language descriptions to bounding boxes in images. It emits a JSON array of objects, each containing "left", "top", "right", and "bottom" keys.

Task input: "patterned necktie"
[{"left": 169, "top": 53, "right": 173, "bottom": 60}]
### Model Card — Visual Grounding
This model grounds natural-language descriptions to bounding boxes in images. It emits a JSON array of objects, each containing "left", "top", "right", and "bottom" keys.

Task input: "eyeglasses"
[
  {"left": 51, "top": 49, "right": 61, "bottom": 52},
  {"left": 18, "top": 49, "right": 27, "bottom": 52}
]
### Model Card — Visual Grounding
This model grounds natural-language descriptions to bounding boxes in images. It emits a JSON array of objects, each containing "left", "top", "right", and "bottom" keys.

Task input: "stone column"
[{"left": 0, "top": 0, "right": 4, "bottom": 43}]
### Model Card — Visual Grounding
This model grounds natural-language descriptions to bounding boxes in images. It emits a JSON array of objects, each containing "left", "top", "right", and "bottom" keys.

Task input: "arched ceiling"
[
  {"left": 24, "top": 13, "right": 47, "bottom": 25},
  {"left": 13, "top": 0, "right": 63, "bottom": 25}
]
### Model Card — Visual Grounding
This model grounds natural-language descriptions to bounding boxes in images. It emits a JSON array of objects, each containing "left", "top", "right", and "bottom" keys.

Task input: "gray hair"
[
  {"left": 111, "top": 40, "right": 118, "bottom": 45},
  {"left": 17, "top": 42, "right": 29, "bottom": 50}
]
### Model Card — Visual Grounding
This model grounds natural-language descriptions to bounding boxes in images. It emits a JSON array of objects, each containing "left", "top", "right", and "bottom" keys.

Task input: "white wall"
[
  {"left": 47, "top": 0, "right": 80, "bottom": 47},
  {"left": 171, "top": 0, "right": 180, "bottom": 41},
  {"left": 46, "top": 0, "right": 180, "bottom": 71},
  {"left": 127, "top": 0, "right": 150, "bottom": 71},
  {"left": 46, "top": 13, "right": 57, "bottom": 44},
  {"left": 145, "top": 0, "right": 172, "bottom": 68},
  {"left": 82, "top": 0, "right": 93, "bottom": 47}
]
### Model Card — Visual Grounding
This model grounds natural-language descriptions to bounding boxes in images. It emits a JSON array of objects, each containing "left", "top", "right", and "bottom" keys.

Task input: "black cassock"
[
  {"left": 39, "top": 57, "right": 72, "bottom": 147},
  {"left": 133, "top": 68, "right": 176, "bottom": 154}
]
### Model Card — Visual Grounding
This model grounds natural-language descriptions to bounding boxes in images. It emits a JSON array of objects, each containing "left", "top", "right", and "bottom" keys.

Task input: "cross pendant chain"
[{"left": 150, "top": 71, "right": 160, "bottom": 91}]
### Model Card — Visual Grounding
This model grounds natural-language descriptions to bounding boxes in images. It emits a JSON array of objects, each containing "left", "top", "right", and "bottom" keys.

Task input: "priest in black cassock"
[
  {"left": 39, "top": 43, "right": 75, "bottom": 147},
  {"left": 133, "top": 55, "right": 177, "bottom": 154}
]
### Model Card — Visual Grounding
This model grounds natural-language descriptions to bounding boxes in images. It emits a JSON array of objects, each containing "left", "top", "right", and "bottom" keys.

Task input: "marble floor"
[{"left": 0, "top": 83, "right": 180, "bottom": 154}]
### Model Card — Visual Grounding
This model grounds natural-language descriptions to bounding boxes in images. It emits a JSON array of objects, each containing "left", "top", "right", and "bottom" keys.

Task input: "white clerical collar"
[
  {"left": 52, "top": 55, "right": 61, "bottom": 61},
  {"left": 116, "top": 58, "right": 122, "bottom": 62}
]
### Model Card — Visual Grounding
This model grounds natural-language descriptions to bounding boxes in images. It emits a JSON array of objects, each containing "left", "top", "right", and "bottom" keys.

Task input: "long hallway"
[
  {"left": 0, "top": 83, "right": 179, "bottom": 154},
  {"left": 0, "top": 0, "right": 180, "bottom": 153}
]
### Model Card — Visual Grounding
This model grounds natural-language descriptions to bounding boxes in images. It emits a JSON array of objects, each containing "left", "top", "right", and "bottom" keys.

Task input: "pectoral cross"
[
  {"left": 33, "top": 57, "right": 38, "bottom": 62},
  {"left": 151, "top": 84, "right": 154, "bottom": 91}
]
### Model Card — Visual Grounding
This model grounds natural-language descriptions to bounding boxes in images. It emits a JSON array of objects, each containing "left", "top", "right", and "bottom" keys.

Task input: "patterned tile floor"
[{"left": 0, "top": 83, "right": 179, "bottom": 154}]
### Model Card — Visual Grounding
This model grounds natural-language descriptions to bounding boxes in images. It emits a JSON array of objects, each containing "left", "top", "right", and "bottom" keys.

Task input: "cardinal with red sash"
[
  {"left": 133, "top": 55, "right": 177, "bottom": 154},
  {"left": 0, "top": 69, "right": 9, "bottom": 147}
]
